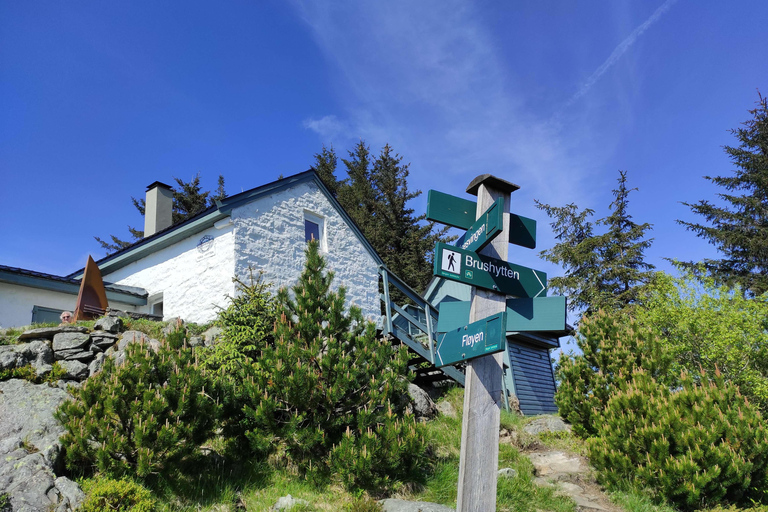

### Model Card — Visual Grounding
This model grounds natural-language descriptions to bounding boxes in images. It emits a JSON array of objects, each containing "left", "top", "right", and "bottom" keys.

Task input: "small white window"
[
  {"left": 148, "top": 293, "right": 164, "bottom": 319},
  {"left": 303, "top": 211, "right": 327, "bottom": 251}
]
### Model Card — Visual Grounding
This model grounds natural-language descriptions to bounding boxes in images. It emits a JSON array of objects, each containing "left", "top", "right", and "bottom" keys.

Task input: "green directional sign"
[
  {"left": 427, "top": 190, "right": 537, "bottom": 249},
  {"left": 435, "top": 311, "right": 506, "bottom": 367},
  {"left": 434, "top": 242, "right": 547, "bottom": 298},
  {"left": 455, "top": 197, "right": 504, "bottom": 253},
  {"left": 437, "top": 297, "right": 567, "bottom": 333}
]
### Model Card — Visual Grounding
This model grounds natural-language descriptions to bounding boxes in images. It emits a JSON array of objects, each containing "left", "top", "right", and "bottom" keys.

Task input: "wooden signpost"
[{"left": 427, "top": 174, "right": 557, "bottom": 511}]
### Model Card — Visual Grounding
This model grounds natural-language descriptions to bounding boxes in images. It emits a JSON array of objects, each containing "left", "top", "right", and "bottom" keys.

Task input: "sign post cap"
[{"left": 466, "top": 174, "right": 520, "bottom": 196}]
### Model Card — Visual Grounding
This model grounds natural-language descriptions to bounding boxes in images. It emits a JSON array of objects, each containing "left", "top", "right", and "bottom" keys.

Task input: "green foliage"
[
  {"left": 0, "top": 361, "right": 66, "bottom": 384},
  {"left": 555, "top": 310, "right": 672, "bottom": 438},
  {"left": 679, "top": 93, "right": 768, "bottom": 296},
  {"left": 314, "top": 142, "right": 452, "bottom": 293},
  {"left": 236, "top": 241, "right": 424, "bottom": 492},
  {"left": 633, "top": 269, "right": 768, "bottom": 412},
  {"left": 80, "top": 477, "right": 156, "bottom": 512},
  {"left": 0, "top": 493, "right": 8, "bottom": 512},
  {"left": 589, "top": 368, "right": 768, "bottom": 510},
  {"left": 537, "top": 170, "right": 654, "bottom": 314},
  {"left": 344, "top": 497, "right": 383, "bottom": 512},
  {"left": 55, "top": 334, "right": 218, "bottom": 479},
  {"left": 95, "top": 173, "right": 226, "bottom": 254}
]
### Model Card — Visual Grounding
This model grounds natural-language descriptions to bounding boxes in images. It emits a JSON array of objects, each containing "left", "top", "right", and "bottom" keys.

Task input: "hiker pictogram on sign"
[{"left": 441, "top": 249, "right": 460, "bottom": 274}]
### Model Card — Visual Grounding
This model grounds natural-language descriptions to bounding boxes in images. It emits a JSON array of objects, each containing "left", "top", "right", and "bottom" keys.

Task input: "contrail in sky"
[{"left": 567, "top": 0, "right": 679, "bottom": 106}]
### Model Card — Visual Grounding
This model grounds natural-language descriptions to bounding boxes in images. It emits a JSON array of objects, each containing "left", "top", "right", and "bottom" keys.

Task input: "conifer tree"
[
  {"left": 238, "top": 241, "right": 425, "bottom": 489},
  {"left": 313, "top": 142, "right": 451, "bottom": 293},
  {"left": 679, "top": 93, "right": 768, "bottom": 296},
  {"left": 95, "top": 173, "right": 226, "bottom": 254},
  {"left": 537, "top": 170, "right": 654, "bottom": 315}
]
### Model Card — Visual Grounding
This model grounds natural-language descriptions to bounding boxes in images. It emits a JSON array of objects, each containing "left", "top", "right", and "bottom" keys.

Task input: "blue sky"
[{"left": 1, "top": 1, "right": 765, "bottom": 301}]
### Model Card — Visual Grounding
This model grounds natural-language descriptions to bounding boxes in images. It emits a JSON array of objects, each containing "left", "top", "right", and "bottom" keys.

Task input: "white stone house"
[{"left": 0, "top": 171, "right": 384, "bottom": 328}]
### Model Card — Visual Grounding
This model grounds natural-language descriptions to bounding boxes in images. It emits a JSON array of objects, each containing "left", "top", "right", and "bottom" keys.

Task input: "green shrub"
[
  {"left": 236, "top": 241, "right": 424, "bottom": 492},
  {"left": 80, "top": 477, "right": 156, "bottom": 512},
  {"left": 588, "top": 368, "right": 768, "bottom": 509},
  {"left": 0, "top": 361, "right": 66, "bottom": 384},
  {"left": 55, "top": 333, "right": 218, "bottom": 479},
  {"left": 555, "top": 310, "right": 672, "bottom": 437}
]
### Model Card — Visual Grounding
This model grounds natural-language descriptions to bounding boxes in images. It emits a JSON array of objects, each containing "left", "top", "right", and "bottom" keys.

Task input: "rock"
[
  {"left": 508, "top": 394, "right": 522, "bottom": 415},
  {"left": 272, "top": 494, "right": 310, "bottom": 510},
  {"left": 0, "top": 379, "right": 78, "bottom": 511},
  {"left": 569, "top": 494, "right": 609, "bottom": 511},
  {"left": 18, "top": 326, "right": 88, "bottom": 341},
  {"left": 0, "top": 340, "right": 53, "bottom": 371},
  {"left": 203, "top": 326, "right": 224, "bottom": 346},
  {"left": 35, "top": 363, "right": 53, "bottom": 378},
  {"left": 90, "top": 331, "right": 119, "bottom": 352},
  {"left": 407, "top": 383, "right": 438, "bottom": 420},
  {"left": 118, "top": 330, "right": 150, "bottom": 349},
  {"left": 163, "top": 318, "right": 185, "bottom": 336},
  {"left": 555, "top": 481, "right": 584, "bottom": 494},
  {"left": 89, "top": 352, "right": 105, "bottom": 377},
  {"left": 188, "top": 336, "right": 204, "bottom": 347},
  {"left": 498, "top": 468, "right": 518, "bottom": 478},
  {"left": 379, "top": 499, "right": 455, "bottom": 511},
  {"left": 94, "top": 316, "right": 124, "bottom": 334},
  {"left": 523, "top": 416, "right": 571, "bottom": 435},
  {"left": 59, "top": 360, "right": 89, "bottom": 381},
  {"left": 436, "top": 400, "right": 456, "bottom": 419},
  {"left": 55, "top": 476, "right": 86, "bottom": 511},
  {"left": 527, "top": 451, "right": 588, "bottom": 478},
  {"left": 149, "top": 339, "right": 162, "bottom": 353},
  {"left": 52, "top": 333, "right": 90, "bottom": 360},
  {"left": 59, "top": 349, "right": 94, "bottom": 362}
]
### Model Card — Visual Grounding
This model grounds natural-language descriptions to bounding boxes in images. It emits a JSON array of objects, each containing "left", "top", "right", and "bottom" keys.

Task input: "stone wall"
[
  {"left": 233, "top": 181, "right": 381, "bottom": 323},
  {"left": 103, "top": 223, "right": 237, "bottom": 324}
]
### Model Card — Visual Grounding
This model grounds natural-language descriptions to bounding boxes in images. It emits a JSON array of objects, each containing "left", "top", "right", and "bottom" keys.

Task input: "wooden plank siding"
[{"left": 507, "top": 339, "right": 558, "bottom": 415}]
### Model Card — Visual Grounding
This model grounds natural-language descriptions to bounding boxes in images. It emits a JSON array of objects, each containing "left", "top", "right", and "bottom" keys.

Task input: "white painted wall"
[
  {"left": 103, "top": 224, "right": 236, "bottom": 324},
  {"left": 233, "top": 181, "right": 381, "bottom": 323},
  {"left": 0, "top": 282, "right": 139, "bottom": 328}
]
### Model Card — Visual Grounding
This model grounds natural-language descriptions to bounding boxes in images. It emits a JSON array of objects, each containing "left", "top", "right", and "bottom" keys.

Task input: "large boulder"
[
  {"left": 0, "top": 379, "right": 82, "bottom": 511},
  {"left": 406, "top": 383, "right": 438, "bottom": 420},
  {"left": 18, "top": 326, "right": 88, "bottom": 342},
  {"left": 93, "top": 316, "right": 124, "bottom": 334},
  {"left": 52, "top": 333, "right": 90, "bottom": 361},
  {"left": 0, "top": 341, "right": 53, "bottom": 372}
]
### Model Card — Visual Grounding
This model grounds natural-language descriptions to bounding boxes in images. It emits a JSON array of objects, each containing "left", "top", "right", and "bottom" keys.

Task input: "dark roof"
[
  {"left": 0, "top": 264, "right": 147, "bottom": 305},
  {"left": 67, "top": 170, "right": 384, "bottom": 279}
]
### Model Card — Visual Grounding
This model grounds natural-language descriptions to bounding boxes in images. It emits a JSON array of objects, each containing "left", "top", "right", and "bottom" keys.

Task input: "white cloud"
[
  {"left": 567, "top": 0, "right": 679, "bottom": 106},
  {"left": 302, "top": 115, "right": 347, "bottom": 140},
  {"left": 289, "top": 0, "right": 617, "bottom": 210}
]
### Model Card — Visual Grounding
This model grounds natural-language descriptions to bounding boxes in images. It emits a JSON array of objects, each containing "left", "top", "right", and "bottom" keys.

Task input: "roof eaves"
[
  {"left": 0, "top": 265, "right": 147, "bottom": 305},
  {"left": 69, "top": 207, "right": 227, "bottom": 279}
]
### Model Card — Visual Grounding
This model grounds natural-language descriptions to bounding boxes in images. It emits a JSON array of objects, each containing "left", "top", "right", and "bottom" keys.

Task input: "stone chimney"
[{"left": 144, "top": 181, "right": 173, "bottom": 237}]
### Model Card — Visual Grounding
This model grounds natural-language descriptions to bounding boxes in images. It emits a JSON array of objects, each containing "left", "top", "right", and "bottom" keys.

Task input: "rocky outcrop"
[
  {"left": 0, "top": 379, "right": 79, "bottom": 511},
  {"left": 0, "top": 318, "right": 168, "bottom": 511},
  {"left": 379, "top": 499, "right": 455, "bottom": 511},
  {"left": 0, "top": 321, "right": 160, "bottom": 383}
]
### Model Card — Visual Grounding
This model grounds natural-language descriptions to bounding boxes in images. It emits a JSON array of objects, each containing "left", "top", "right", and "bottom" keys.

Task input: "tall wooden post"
[{"left": 457, "top": 174, "right": 519, "bottom": 512}]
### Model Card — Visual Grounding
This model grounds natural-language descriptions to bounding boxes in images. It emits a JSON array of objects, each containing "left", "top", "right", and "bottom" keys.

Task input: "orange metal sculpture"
[{"left": 73, "top": 255, "right": 110, "bottom": 321}]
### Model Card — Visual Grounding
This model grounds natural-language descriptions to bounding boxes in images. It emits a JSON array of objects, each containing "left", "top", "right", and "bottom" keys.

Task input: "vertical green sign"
[{"left": 455, "top": 197, "right": 504, "bottom": 253}]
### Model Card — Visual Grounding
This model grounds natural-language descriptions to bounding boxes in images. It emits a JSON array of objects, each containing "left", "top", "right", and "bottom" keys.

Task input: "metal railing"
[{"left": 379, "top": 266, "right": 465, "bottom": 386}]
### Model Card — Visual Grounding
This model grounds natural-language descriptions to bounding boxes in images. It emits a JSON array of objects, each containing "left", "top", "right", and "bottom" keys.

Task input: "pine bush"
[
  {"left": 237, "top": 240, "right": 425, "bottom": 491},
  {"left": 589, "top": 368, "right": 768, "bottom": 509},
  {"left": 55, "top": 332, "right": 218, "bottom": 479},
  {"left": 555, "top": 310, "right": 672, "bottom": 437}
]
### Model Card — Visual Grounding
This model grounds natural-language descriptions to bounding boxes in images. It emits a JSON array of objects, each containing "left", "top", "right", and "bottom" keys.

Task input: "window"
[
  {"left": 303, "top": 211, "right": 326, "bottom": 251},
  {"left": 148, "top": 293, "right": 164, "bottom": 319},
  {"left": 305, "top": 219, "right": 320, "bottom": 242}
]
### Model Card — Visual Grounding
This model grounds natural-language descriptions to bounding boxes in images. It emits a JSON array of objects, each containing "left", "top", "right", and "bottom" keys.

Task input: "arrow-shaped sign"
[
  {"left": 434, "top": 242, "right": 547, "bottom": 298},
  {"left": 435, "top": 311, "right": 506, "bottom": 367},
  {"left": 455, "top": 197, "right": 504, "bottom": 253},
  {"left": 427, "top": 190, "right": 537, "bottom": 249}
]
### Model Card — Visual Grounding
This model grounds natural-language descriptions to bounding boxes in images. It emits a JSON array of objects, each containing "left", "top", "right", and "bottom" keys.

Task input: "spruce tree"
[
  {"left": 313, "top": 142, "right": 451, "bottom": 293},
  {"left": 95, "top": 173, "right": 226, "bottom": 254},
  {"left": 536, "top": 170, "right": 654, "bottom": 315},
  {"left": 679, "top": 93, "right": 768, "bottom": 296}
]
